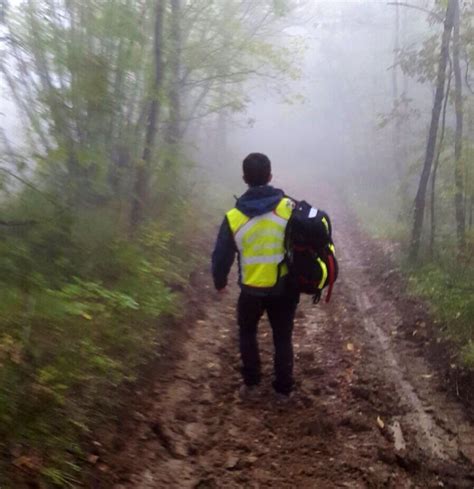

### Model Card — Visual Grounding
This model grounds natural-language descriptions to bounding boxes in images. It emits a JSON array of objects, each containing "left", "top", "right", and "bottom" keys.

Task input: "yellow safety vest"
[{"left": 226, "top": 197, "right": 294, "bottom": 288}]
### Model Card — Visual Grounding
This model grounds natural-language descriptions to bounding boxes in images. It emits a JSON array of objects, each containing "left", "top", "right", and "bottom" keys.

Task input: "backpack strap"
[{"left": 325, "top": 253, "right": 336, "bottom": 303}]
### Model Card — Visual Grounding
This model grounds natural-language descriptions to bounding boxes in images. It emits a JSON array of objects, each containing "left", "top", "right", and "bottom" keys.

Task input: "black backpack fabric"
[{"left": 285, "top": 200, "right": 338, "bottom": 302}]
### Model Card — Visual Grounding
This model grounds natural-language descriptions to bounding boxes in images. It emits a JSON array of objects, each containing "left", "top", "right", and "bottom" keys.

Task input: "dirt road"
[{"left": 93, "top": 206, "right": 474, "bottom": 489}]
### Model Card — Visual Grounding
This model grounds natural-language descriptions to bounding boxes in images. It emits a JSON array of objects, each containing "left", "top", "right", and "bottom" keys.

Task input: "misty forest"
[{"left": 0, "top": 0, "right": 474, "bottom": 487}]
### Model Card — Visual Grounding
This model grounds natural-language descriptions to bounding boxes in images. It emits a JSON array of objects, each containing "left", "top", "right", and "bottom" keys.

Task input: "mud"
[{"left": 90, "top": 204, "right": 474, "bottom": 489}]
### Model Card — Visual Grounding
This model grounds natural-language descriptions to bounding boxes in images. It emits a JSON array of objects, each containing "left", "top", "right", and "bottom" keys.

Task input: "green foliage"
[
  {"left": 407, "top": 261, "right": 474, "bottom": 366},
  {"left": 0, "top": 189, "right": 202, "bottom": 486},
  {"left": 461, "top": 342, "right": 474, "bottom": 368},
  {"left": 0, "top": 0, "right": 301, "bottom": 485},
  {"left": 50, "top": 279, "right": 139, "bottom": 318},
  {"left": 178, "top": 0, "right": 300, "bottom": 121},
  {"left": 399, "top": 34, "right": 440, "bottom": 84}
]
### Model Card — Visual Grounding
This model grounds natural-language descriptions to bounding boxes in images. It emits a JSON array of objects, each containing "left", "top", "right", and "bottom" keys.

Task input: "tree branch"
[
  {"left": 465, "top": 58, "right": 474, "bottom": 95},
  {"left": 0, "top": 166, "right": 60, "bottom": 207},
  {"left": 430, "top": 55, "right": 452, "bottom": 255},
  {"left": 0, "top": 219, "right": 37, "bottom": 226},
  {"left": 387, "top": 2, "right": 443, "bottom": 22},
  {"left": 184, "top": 69, "right": 278, "bottom": 88}
]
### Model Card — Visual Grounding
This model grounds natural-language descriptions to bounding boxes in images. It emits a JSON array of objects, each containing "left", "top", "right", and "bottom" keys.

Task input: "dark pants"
[{"left": 237, "top": 291, "right": 299, "bottom": 395}]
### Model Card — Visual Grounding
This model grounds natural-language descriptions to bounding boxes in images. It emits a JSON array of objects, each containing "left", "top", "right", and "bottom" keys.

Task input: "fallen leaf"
[
  {"left": 87, "top": 454, "right": 99, "bottom": 465},
  {"left": 345, "top": 367, "right": 354, "bottom": 382},
  {"left": 82, "top": 313, "right": 92, "bottom": 320},
  {"left": 246, "top": 455, "right": 258, "bottom": 464},
  {"left": 376, "top": 416, "right": 385, "bottom": 430},
  {"left": 225, "top": 455, "right": 240, "bottom": 470},
  {"left": 421, "top": 374, "right": 433, "bottom": 379},
  {"left": 346, "top": 343, "right": 354, "bottom": 352}
]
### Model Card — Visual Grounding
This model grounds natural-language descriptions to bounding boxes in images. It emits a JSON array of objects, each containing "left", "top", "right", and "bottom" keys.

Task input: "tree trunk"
[
  {"left": 399, "top": 5, "right": 410, "bottom": 217},
  {"left": 452, "top": 0, "right": 465, "bottom": 250},
  {"left": 165, "top": 0, "right": 182, "bottom": 151},
  {"left": 131, "top": 0, "right": 165, "bottom": 229},
  {"left": 429, "top": 60, "right": 452, "bottom": 257},
  {"left": 392, "top": 2, "right": 402, "bottom": 185},
  {"left": 159, "top": 0, "right": 182, "bottom": 209},
  {"left": 409, "top": 0, "right": 456, "bottom": 262},
  {"left": 470, "top": 195, "right": 473, "bottom": 230}
]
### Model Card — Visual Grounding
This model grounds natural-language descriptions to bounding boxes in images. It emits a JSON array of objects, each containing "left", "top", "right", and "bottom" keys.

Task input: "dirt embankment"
[{"left": 89, "top": 205, "right": 474, "bottom": 489}]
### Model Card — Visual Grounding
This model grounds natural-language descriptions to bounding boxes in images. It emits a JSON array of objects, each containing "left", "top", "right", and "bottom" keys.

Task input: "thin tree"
[
  {"left": 409, "top": 0, "right": 456, "bottom": 261},
  {"left": 131, "top": 0, "right": 165, "bottom": 229},
  {"left": 429, "top": 58, "right": 452, "bottom": 257},
  {"left": 392, "top": 2, "right": 402, "bottom": 185},
  {"left": 165, "top": 0, "right": 182, "bottom": 150},
  {"left": 452, "top": 0, "right": 465, "bottom": 250}
]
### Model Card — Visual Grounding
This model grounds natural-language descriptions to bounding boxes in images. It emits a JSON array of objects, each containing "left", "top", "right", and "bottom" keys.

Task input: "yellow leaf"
[
  {"left": 82, "top": 313, "right": 92, "bottom": 320},
  {"left": 376, "top": 416, "right": 385, "bottom": 430},
  {"left": 346, "top": 343, "right": 354, "bottom": 352}
]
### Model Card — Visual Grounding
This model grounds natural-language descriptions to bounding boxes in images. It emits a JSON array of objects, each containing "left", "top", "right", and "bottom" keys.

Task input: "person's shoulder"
[{"left": 279, "top": 194, "right": 297, "bottom": 211}]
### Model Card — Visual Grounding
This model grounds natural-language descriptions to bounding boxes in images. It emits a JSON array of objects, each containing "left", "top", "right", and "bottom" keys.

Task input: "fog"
[
  {"left": 0, "top": 1, "right": 470, "bottom": 269},
  {"left": 188, "top": 1, "right": 441, "bottom": 222},
  {"left": 0, "top": 0, "right": 451, "bottom": 214},
  {"left": 0, "top": 1, "right": 473, "bottom": 486}
]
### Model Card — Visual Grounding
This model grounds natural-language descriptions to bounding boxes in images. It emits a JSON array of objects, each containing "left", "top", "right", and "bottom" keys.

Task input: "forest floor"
[{"left": 88, "top": 202, "right": 474, "bottom": 489}]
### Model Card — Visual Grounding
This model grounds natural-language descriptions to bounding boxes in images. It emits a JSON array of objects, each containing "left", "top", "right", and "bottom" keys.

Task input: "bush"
[{"left": 0, "top": 192, "right": 203, "bottom": 487}]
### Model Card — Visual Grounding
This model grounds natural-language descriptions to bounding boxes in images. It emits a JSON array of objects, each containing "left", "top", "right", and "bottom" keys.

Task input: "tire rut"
[{"left": 341, "top": 238, "right": 457, "bottom": 461}]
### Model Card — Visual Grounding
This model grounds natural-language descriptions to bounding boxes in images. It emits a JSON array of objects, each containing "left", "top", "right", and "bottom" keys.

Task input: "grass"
[{"left": 407, "top": 260, "right": 474, "bottom": 368}]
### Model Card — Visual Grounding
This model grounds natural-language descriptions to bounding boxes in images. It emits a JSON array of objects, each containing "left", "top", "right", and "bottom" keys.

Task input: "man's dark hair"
[{"left": 242, "top": 153, "right": 271, "bottom": 187}]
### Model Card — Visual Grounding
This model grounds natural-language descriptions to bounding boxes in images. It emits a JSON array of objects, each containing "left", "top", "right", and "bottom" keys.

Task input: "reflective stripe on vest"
[{"left": 226, "top": 197, "right": 293, "bottom": 288}]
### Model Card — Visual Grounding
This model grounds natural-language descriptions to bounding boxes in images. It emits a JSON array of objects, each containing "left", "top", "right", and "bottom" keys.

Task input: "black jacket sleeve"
[{"left": 211, "top": 217, "right": 237, "bottom": 290}]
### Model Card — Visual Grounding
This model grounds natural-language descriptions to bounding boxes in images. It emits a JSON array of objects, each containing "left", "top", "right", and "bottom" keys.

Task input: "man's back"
[
  {"left": 212, "top": 184, "right": 293, "bottom": 295},
  {"left": 211, "top": 153, "right": 299, "bottom": 401}
]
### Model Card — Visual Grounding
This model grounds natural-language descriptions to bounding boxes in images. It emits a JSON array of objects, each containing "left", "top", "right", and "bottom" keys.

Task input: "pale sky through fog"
[{"left": 0, "top": 0, "right": 22, "bottom": 146}]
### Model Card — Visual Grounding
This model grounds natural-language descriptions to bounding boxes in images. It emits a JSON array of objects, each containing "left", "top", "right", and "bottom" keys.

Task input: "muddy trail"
[{"left": 91, "top": 205, "right": 474, "bottom": 489}]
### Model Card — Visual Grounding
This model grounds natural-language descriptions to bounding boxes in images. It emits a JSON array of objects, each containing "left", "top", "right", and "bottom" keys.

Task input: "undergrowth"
[
  {"left": 407, "top": 259, "right": 474, "bottom": 368},
  {"left": 0, "top": 188, "right": 218, "bottom": 487}
]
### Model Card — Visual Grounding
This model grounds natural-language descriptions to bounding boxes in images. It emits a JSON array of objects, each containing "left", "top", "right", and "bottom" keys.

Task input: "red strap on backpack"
[{"left": 325, "top": 254, "right": 335, "bottom": 303}]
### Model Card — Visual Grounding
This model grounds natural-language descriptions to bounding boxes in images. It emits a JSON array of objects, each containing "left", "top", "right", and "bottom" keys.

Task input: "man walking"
[{"left": 212, "top": 153, "right": 299, "bottom": 401}]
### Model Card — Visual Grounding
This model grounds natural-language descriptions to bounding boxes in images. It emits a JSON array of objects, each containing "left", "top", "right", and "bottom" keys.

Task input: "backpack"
[{"left": 285, "top": 200, "right": 338, "bottom": 303}]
